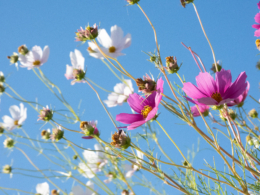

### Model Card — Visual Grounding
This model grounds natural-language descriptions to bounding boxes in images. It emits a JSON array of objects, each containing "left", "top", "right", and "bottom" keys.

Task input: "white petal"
[
  {"left": 18, "top": 107, "right": 27, "bottom": 125},
  {"left": 72, "top": 186, "right": 85, "bottom": 195},
  {"left": 9, "top": 105, "right": 20, "bottom": 120},
  {"left": 97, "top": 29, "right": 112, "bottom": 48},
  {"left": 125, "top": 170, "right": 135, "bottom": 178},
  {"left": 31, "top": 46, "right": 42, "bottom": 61},
  {"left": 111, "top": 25, "right": 124, "bottom": 48},
  {"left": 65, "top": 65, "right": 74, "bottom": 80},
  {"left": 123, "top": 33, "right": 132, "bottom": 49},
  {"left": 74, "top": 49, "right": 85, "bottom": 70},
  {"left": 117, "top": 95, "right": 127, "bottom": 104},
  {"left": 114, "top": 83, "right": 125, "bottom": 94},
  {"left": 36, "top": 182, "right": 50, "bottom": 195},
  {"left": 41, "top": 46, "right": 50, "bottom": 64},
  {"left": 70, "top": 51, "right": 77, "bottom": 68},
  {"left": 104, "top": 100, "right": 117, "bottom": 107}
]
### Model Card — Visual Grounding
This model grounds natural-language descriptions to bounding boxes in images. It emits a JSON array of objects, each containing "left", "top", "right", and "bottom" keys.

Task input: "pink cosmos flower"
[
  {"left": 82, "top": 121, "right": 99, "bottom": 139},
  {"left": 116, "top": 78, "right": 164, "bottom": 130},
  {"left": 191, "top": 105, "right": 210, "bottom": 117},
  {"left": 183, "top": 69, "right": 247, "bottom": 106},
  {"left": 253, "top": 2, "right": 260, "bottom": 37},
  {"left": 227, "top": 82, "right": 250, "bottom": 107}
]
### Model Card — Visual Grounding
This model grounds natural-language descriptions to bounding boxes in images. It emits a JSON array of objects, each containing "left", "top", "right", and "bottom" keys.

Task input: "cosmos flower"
[
  {"left": 19, "top": 45, "right": 50, "bottom": 70},
  {"left": 124, "top": 150, "right": 143, "bottom": 178},
  {"left": 190, "top": 105, "right": 210, "bottom": 117},
  {"left": 78, "top": 144, "right": 107, "bottom": 178},
  {"left": 72, "top": 181, "right": 96, "bottom": 195},
  {"left": 227, "top": 82, "right": 250, "bottom": 107},
  {"left": 104, "top": 80, "right": 134, "bottom": 107},
  {"left": 2, "top": 103, "right": 27, "bottom": 131},
  {"left": 36, "top": 182, "right": 50, "bottom": 195},
  {"left": 65, "top": 49, "right": 86, "bottom": 85},
  {"left": 182, "top": 69, "right": 247, "bottom": 106},
  {"left": 116, "top": 78, "right": 164, "bottom": 130},
  {"left": 253, "top": 2, "right": 260, "bottom": 37},
  {"left": 87, "top": 25, "right": 131, "bottom": 59},
  {"left": 81, "top": 120, "right": 100, "bottom": 139}
]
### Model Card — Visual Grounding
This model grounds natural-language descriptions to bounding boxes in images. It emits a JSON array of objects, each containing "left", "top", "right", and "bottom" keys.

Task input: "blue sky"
[{"left": 1, "top": 0, "right": 260, "bottom": 194}]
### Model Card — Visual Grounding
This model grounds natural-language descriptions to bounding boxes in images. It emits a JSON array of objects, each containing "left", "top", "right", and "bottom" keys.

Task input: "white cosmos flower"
[
  {"left": 2, "top": 103, "right": 27, "bottom": 131},
  {"left": 249, "top": 191, "right": 259, "bottom": 195},
  {"left": 87, "top": 25, "right": 131, "bottom": 59},
  {"left": 65, "top": 49, "right": 86, "bottom": 85},
  {"left": 104, "top": 79, "right": 134, "bottom": 107},
  {"left": 19, "top": 45, "right": 50, "bottom": 70},
  {"left": 124, "top": 150, "right": 143, "bottom": 178},
  {"left": 72, "top": 181, "right": 96, "bottom": 195},
  {"left": 36, "top": 182, "right": 50, "bottom": 195},
  {"left": 79, "top": 144, "right": 107, "bottom": 178}
]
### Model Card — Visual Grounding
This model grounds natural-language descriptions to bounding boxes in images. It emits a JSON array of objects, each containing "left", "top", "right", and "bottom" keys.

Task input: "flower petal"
[
  {"left": 127, "top": 93, "right": 148, "bottom": 113},
  {"left": 41, "top": 46, "right": 50, "bottom": 64},
  {"left": 97, "top": 29, "right": 112, "bottom": 48},
  {"left": 255, "top": 28, "right": 260, "bottom": 37},
  {"left": 182, "top": 82, "right": 207, "bottom": 99},
  {"left": 111, "top": 25, "right": 124, "bottom": 48},
  {"left": 145, "top": 107, "right": 158, "bottom": 122},
  {"left": 9, "top": 105, "right": 20, "bottom": 120},
  {"left": 74, "top": 49, "right": 85, "bottom": 69},
  {"left": 255, "top": 13, "right": 260, "bottom": 24},
  {"left": 36, "top": 182, "right": 50, "bottom": 195},
  {"left": 116, "top": 113, "right": 143, "bottom": 124},
  {"left": 252, "top": 24, "right": 260, "bottom": 29},
  {"left": 127, "top": 120, "right": 146, "bottom": 130},
  {"left": 197, "top": 97, "right": 218, "bottom": 105},
  {"left": 196, "top": 72, "right": 217, "bottom": 97},
  {"left": 215, "top": 69, "right": 232, "bottom": 96}
]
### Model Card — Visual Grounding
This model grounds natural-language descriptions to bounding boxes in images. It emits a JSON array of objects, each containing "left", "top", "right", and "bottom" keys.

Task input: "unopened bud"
[
  {"left": 183, "top": 161, "right": 188, "bottom": 166},
  {"left": 3, "top": 138, "right": 14, "bottom": 149},
  {"left": 80, "top": 121, "right": 95, "bottom": 136},
  {"left": 0, "top": 84, "right": 5, "bottom": 94},
  {"left": 150, "top": 56, "right": 156, "bottom": 62},
  {"left": 38, "top": 106, "right": 53, "bottom": 121},
  {"left": 165, "top": 56, "right": 179, "bottom": 74},
  {"left": 121, "top": 190, "right": 129, "bottom": 195},
  {"left": 18, "top": 45, "right": 29, "bottom": 55},
  {"left": 0, "top": 72, "right": 5, "bottom": 83},
  {"left": 0, "top": 126, "right": 4, "bottom": 135},
  {"left": 75, "top": 24, "right": 98, "bottom": 42},
  {"left": 180, "top": 0, "right": 194, "bottom": 8},
  {"left": 135, "top": 74, "right": 156, "bottom": 94},
  {"left": 7, "top": 54, "right": 18, "bottom": 64},
  {"left": 73, "top": 155, "right": 78, "bottom": 160},
  {"left": 256, "top": 60, "right": 260, "bottom": 70},
  {"left": 211, "top": 105, "right": 223, "bottom": 110},
  {"left": 228, "top": 110, "right": 237, "bottom": 120},
  {"left": 51, "top": 189, "right": 59, "bottom": 195},
  {"left": 126, "top": 0, "right": 140, "bottom": 5},
  {"left": 41, "top": 130, "right": 51, "bottom": 140},
  {"left": 111, "top": 130, "right": 131, "bottom": 150},
  {"left": 211, "top": 63, "right": 222, "bottom": 73},
  {"left": 249, "top": 109, "right": 258, "bottom": 118},
  {"left": 2, "top": 165, "right": 12, "bottom": 174},
  {"left": 51, "top": 128, "right": 64, "bottom": 141}
]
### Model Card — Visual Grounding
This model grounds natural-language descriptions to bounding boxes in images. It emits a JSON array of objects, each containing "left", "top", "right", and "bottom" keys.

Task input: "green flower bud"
[
  {"left": 0, "top": 126, "right": 4, "bottom": 135},
  {"left": 126, "top": 0, "right": 140, "bottom": 5},
  {"left": 41, "top": 130, "right": 51, "bottom": 140},
  {"left": 0, "top": 84, "right": 5, "bottom": 94},
  {"left": 150, "top": 56, "right": 156, "bottom": 62},
  {"left": 2, "top": 165, "right": 12, "bottom": 174},
  {"left": 18, "top": 45, "right": 29, "bottom": 55},
  {"left": 111, "top": 130, "right": 131, "bottom": 150},
  {"left": 51, "top": 128, "right": 64, "bottom": 141},
  {"left": 3, "top": 138, "right": 14, "bottom": 149},
  {"left": 211, "top": 105, "right": 223, "bottom": 110},
  {"left": 73, "top": 155, "right": 78, "bottom": 160},
  {"left": 249, "top": 109, "right": 258, "bottom": 118},
  {"left": 180, "top": 0, "right": 194, "bottom": 8},
  {"left": 7, "top": 53, "right": 19, "bottom": 64},
  {"left": 228, "top": 110, "right": 237, "bottom": 120},
  {"left": 211, "top": 63, "right": 222, "bottom": 73},
  {"left": 80, "top": 121, "right": 95, "bottom": 136}
]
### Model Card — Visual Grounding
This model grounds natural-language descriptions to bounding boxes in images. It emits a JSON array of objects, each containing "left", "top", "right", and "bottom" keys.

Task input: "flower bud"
[
  {"left": 228, "top": 110, "right": 237, "bottom": 120},
  {"left": 80, "top": 121, "right": 95, "bottom": 136},
  {"left": 180, "top": 0, "right": 194, "bottom": 8},
  {"left": 0, "top": 72, "right": 5, "bottom": 83},
  {"left": 51, "top": 189, "right": 59, "bottom": 195},
  {"left": 165, "top": 56, "right": 179, "bottom": 74},
  {"left": 111, "top": 130, "right": 131, "bottom": 150},
  {"left": 50, "top": 128, "right": 64, "bottom": 141},
  {"left": 3, "top": 138, "right": 14, "bottom": 149},
  {"left": 256, "top": 60, "right": 260, "bottom": 70},
  {"left": 246, "top": 135, "right": 252, "bottom": 142},
  {"left": 256, "top": 39, "right": 260, "bottom": 51},
  {"left": 126, "top": 0, "right": 140, "bottom": 5},
  {"left": 41, "top": 130, "right": 51, "bottom": 140},
  {"left": 211, "top": 62, "right": 222, "bottom": 73},
  {"left": 249, "top": 109, "right": 258, "bottom": 118},
  {"left": 7, "top": 53, "right": 19, "bottom": 64},
  {"left": 73, "top": 155, "right": 78, "bottom": 160},
  {"left": 0, "top": 126, "right": 4, "bottom": 135},
  {"left": 0, "top": 84, "right": 5, "bottom": 94},
  {"left": 135, "top": 74, "right": 156, "bottom": 94},
  {"left": 18, "top": 45, "right": 29, "bottom": 55},
  {"left": 211, "top": 105, "right": 223, "bottom": 110},
  {"left": 38, "top": 106, "right": 53, "bottom": 121},
  {"left": 75, "top": 24, "right": 98, "bottom": 42},
  {"left": 150, "top": 56, "right": 156, "bottom": 62},
  {"left": 121, "top": 190, "right": 129, "bottom": 195},
  {"left": 3, "top": 165, "right": 12, "bottom": 174},
  {"left": 182, "top": 161, "right": 188, "bottom": 166},
  {"left": 73, "top": 69, "right": 85, "bottom": 81}
]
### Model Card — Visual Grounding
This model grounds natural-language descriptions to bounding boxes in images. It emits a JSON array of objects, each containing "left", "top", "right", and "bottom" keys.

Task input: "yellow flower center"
[
  {"left": 141, "top": 105, "right": 153, "bottom": 118},
  {"left": 14, "top": 120, "right": 19, "bottom": 126},
  {"left": 33, "top": 60, "right": 41, "bottom": 66},
  {"left": 87, "top": 47, "right": 96, "bottom": 53},
  {"left": 211, "top": 92, "right": 223, "bottom": 103},
  {"left": 108, "top": 46, "right": 116, "bottom": 53}
]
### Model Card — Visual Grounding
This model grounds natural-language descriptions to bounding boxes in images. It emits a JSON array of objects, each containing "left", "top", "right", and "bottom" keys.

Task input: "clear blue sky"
[{"left": 0, "top": 0, "right": 260, "bottom": 194}]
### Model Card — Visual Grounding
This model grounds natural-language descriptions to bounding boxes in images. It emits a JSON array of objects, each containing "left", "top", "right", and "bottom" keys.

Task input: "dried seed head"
[
  {"left": 18, "top": 45, "right": 29, "bottom": 55},
  {"left": 111, "top": 130, "right": 131, "bottom": 150}
]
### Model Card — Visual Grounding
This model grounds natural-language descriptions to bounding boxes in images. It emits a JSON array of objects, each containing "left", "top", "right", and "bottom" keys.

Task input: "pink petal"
[
  {"left": 156, "top": 77, "right": 164, "bottom": 94},
  {"left": 252, "top": 24, "right": 260, "bottom": 29},
  {"left": 224, "top": 71, "right": 247, "bottom": 99},
  {"left": 255, "top": 13, "right": 260, "bottom": 24},
  {"left": 145, "top": 92, "right": 156, "bottom": 108},
  {"left": 145, "top": 107, "right": 158, "bottom": 121},
  {"left": 127, "top": 120, "right": 146, "bottom": 130},
  {"left": 255, "top": 29, "right": 260, "bottom": 37},
  {"left": 116, "top": 113, "right": 143, "bottom": 124},
  {"left": 127, "top": 94, "right": 148, "bottom": 113},
  {"left": 215, "top": 69, "right": 232, "bottom": 96},
  {"left": 196, "top": 72, "right": 217, "bottom": 97},
  {"left": 197, "top": 97, "right": 218, "bottom": 105},
  {"left": 82, "top": 136, "right": 94, "bottom": 139},
  {"left": 183, "top": 83, "right": 207, "bottom": 99},
  {"left": 258, "top": 1, "right": 260, "bottom": 9}
]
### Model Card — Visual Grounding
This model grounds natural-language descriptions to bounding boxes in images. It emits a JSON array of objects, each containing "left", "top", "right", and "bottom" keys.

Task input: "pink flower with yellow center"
[
  {"left": 116, "top": 78, "right": 164, "bottom": 130},
  {"left": 253, "top": 2, "right": 260, "bottom": 37},
  {"left": 182, "top": 69, "right": 247, "bottom": 106}
]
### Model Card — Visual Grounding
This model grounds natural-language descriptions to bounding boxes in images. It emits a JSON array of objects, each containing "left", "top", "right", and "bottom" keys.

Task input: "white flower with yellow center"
[
  {"left": 78, "top": 144, "right": 107, "bottom": 178},
  {"left": 72, "top": 181, "right": 96, "bottom": 195},
  {"left": 87, "top": 25, "right": 131, "bottom": 59},
  {"left": 2, "top": 103, "right": 27, "bottom": 131},
  {"left": 104, "top": 79, "right": 134, "bottom": 107},
  {"left": 19, "top": 45, "right": 50, "bottom": 70}
]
